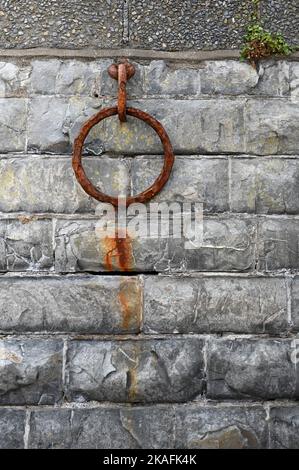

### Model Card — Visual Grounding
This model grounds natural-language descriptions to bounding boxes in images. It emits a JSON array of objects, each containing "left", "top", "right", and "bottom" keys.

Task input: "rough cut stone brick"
[
  {"left": 131, "top": 156, "right": 229, "bottom": 211},
  {"left": 0, "top": 98, "right": 27, "bottom": 152},
  {"left": 231, "top": 157, "right": 299, "bottom": 214},
  {"left": 0, "top": 409, "right": 25, "bottom": 449},
  {"left": 0, "top": 156, "right": 130, "bottom": 213},
  {"left": 290, "top": 277, "right": 299, "bottom": 332},
  {"left": 54, "top": 216, "right": 256, "bottom": 273},
  {"left": 245, "top": 100, "right": 299, "bottom": 155},
  {"left": 96, "top": 99, "right": 245, "bottom": 154},
  {"left": 27, "top": 96, "right": 101, "bottom": 153},
  {"left": 206, "top": 338, "right": 297, "bottom": 400},
  {"left": 0, "top": 219, "right": 53, "bottom": 272},
  {"left": 144, "top": 275, "right": 288, "bottom": 334},
  {"left": 270, "top": 406, "right": 299, "bottom": 449},
  {"left": 200, "top": 60, "right": 289, "bottom": 97},
  {"left": 0, "top": 61, "right": 30, "bottom": 98},
  {"left": 0, "top": 339, "right": 63, "bottom": 405},
  {"left": 175, "top": 404, "right": 269, "bottom": 449},
  {"left": 28, "top": 406, "right": 175, "bottom": 449},
  {"left": 144, "top": 60, "right": 201, "bottom": 96},
  {"left": 0, "top": 275, "right": 142, "bottom": 334},
  {"left": 66, "top": 338, "right": 204, "bottom": 403},
  {"left": 290, "top": 63, "right": 299, "bottom": 101},
  {"left": 30, "top": 59, "right": 99, "bottom": 96},
  {"left": 257, "top": 217, "right": 299, "bottom": 271}
]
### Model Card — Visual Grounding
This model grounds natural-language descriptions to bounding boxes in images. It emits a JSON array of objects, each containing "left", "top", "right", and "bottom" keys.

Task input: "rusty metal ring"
[{"left": 72, "top": 106, "right": 175, "bottom": 208}]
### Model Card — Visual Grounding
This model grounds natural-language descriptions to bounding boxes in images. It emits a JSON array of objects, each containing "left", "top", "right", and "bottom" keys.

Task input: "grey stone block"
[
  {"left": 0, "top": 275, "right": 142, "bottom": 334},
  {"left": 0, "top": 155, "right": 130, "bottom": 213},
  {"left": 245, "top": 100, "right": 299, "bottom": 155},
  {"left": 97, "top": 99, "right": 245, "bottom": 154},
  {"left": 28, "top": 406, "right": 175, "bottom": 449},
  {"left": 0, "top": 98, "right": 26, "bottom": 152},
  {"left": 0, "top": 339, "right": 63, "bottom": 405},
  {"left": 257, "top": 217, "right": 299, "bottom": 271},
  {"left": 144, "top": 61, "right": 201, "bottom": 96},
  {"left": 290, "top": 277, "right": 299, "bottom": 331},
  {"left": 290, "top": 62, "right": 299, "bottom": 100},
  {"left": 0, "top": 218, "right": 53, "bottom": 271},
  {"left": 270, "top": 406, "right": 299, "bottom": 449},
  {"left": 144, "top": 275, "right": 288, "bottom": 334},
  {"left": 200, "top": 60, "right": 290, "bottom": 97},
  {"left": 0, "top": 0, "right": 124, "bottom": 49},
  {"left": 66, "top": 338, "right": 204, "bottom": 403},
  {"left": 0, "top": 409, "right": 25, "bottom": 449},
  {"left": 131, "top": 156, "right": 229, "bottom": 211},
  {"left": 206, "top": 338, "right": 296, "bottom": 400},
  {"left": 54, "top": 216, "right": 256, "bottom": 273},
  {"left": 0, "top": 61, "right": 31, "bottom": 98},
  {"left": 175, "top": 404, "right": 268, "bottom": 449},
  {"left": 27, "top": 96, "right": 101, "bottom": 153},
  {"left": 30, "top": 59, "right": 101, "bottom": 96},
  {"left": 230, "top": 157, "right": 299, "bottom": 214},
  {"left": 168, "top": 216, "right": 256, "bottom": 272}
]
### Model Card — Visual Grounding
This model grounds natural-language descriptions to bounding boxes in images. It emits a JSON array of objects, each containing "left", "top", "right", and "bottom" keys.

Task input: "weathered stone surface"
[
  {"left": 0, "top": 61, "right": 30, "bottom": 97},
  {"left": 30, "top": 59, "right": 100, "bottom": 96},
  {"left": 270, "top": 406, "right": 299, "bottom": 449},
  {"left": 66, "top": 338, "right": 204, "bottom": 403},
  {"left": 0, "top": 155, "right": 130, "bottom": 213},
  {"left": 200, "top": 60, "right": 258, "bottom": 95},
  {"left": 0, "top": 219, "right": 53, "bottom": 271},
  {"left": 206, "top": 338, "right": 296, "bottom": 400},
  {"left": 0, "top": 339, "right": 63, "bottom": 404},
  {"left": 290, "top": 277, "right": 299, "bottom": 331},
  {"left": 0, "top": 276, "right": 142, "bottom": 334},
  {"left": 144, "top": 61, "right": 201, "bottom": 96},
  {"left": 0, "top": 98, "right": 26, "bottom": 152},
  {"left": 55, "top": 216, "right": 256, "bottom": 273},
  {"left": 28, "top": 406, "right": 175, "bottom": 449},
  {"left": 290, "top": 62, "right": 299, "bottom": 101},
  {"left": 27, "top": 96, "right": 101, "bottom": 153},
  {"left": 245, "top": 100, "right": 299, "bottom": 155},
  {"left": 231, "top": 157, "right": 299, "bottom": 214},
  {"left": 175, "top": 404, "right": 268, "bottom": 449},
  {"left": 0, "top": 409, "right": 25, "bottom": 449},
  {"left": 129, "top": 0, "right": 255, "bottom": 50},
  {"left": 97, "top": 99, "right": 245, "bottom": 154},
  {"left": 201, "top": 60, "right": 290, "bottom": 97},
  {"left": 144, "top": 275, "right": 288, "bottom": 334},
  {"left": 257, "top": 217, "right": 299, "bottom": 271},
  {"left": 0, "top": 0, "right": 124, "bottom": 49},
  {"left": 131, "top": 156, "right": 229, "bottom": 211}
]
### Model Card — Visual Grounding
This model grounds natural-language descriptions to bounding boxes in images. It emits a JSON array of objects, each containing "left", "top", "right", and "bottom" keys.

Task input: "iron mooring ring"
[{"left": 73, "top": 60, "right": 175, "bottom": 208}]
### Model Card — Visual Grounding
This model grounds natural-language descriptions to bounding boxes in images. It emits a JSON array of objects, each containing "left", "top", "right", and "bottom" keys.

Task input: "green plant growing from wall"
[{"left": 240, "top": 0, "right": 294, "bottom": 66}]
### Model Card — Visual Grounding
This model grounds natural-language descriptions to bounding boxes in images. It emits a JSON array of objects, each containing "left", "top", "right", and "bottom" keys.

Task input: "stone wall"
[{"left": 0, "top": 55, "right": 299, "bottom": 449}]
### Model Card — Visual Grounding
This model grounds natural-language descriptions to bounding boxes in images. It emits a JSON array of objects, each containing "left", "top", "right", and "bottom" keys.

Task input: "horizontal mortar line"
[
  {"left": 0, "top": 399, "right": 297, "bottom": 410},
  {"left": 0, "top": 48, "right": 298, "bottom": 62},
  {"left": 0, "top": 271, "right": 297, "bottom": 279},
  {"left": 1, "top": 153, "right": 299, "bottom": 160},
  {"left": 0, "top": 333, "right": 296, "bottom": 341},
  {"left": 1, "top": 94, "right": 297, "bottom": 102},
  {"left": 2, "top": 211, "right": 299, "bottom": 219},
  {"left": 0, "top": 332, "right": 294, "bottom": 340}
]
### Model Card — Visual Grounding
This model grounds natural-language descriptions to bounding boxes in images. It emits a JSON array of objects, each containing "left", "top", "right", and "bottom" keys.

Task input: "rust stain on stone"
[
  {"left": 118, "top": 278, "right": 142, "bottom": 331},
  {"left": 0, "top": 349, "right": 22, "bottom": 363},
  {"left": 18, "top": 215, "right": 37, "bottom": 224},
  {"left": 102, "top": 230, "right": 133, "bottom": 272}
]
